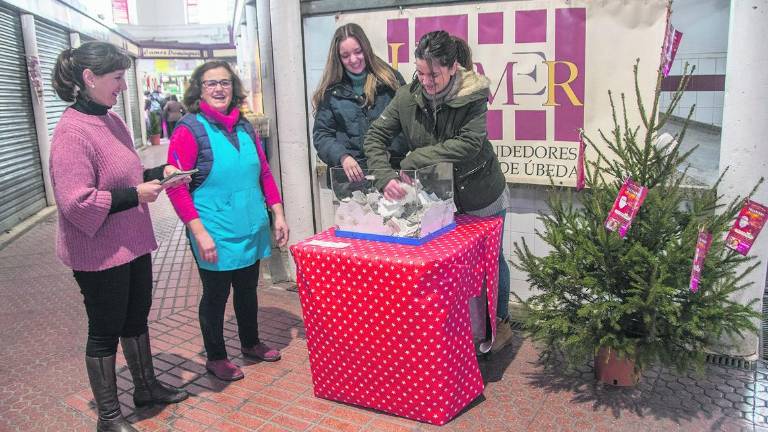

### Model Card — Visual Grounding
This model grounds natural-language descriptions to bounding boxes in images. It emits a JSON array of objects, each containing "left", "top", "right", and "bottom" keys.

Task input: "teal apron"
[{"left": 190, "top": 114, "right": 272, "bottom": 271}]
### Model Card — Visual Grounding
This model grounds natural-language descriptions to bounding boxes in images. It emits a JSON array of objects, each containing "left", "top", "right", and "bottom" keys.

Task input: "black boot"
[
  {"left": 121, "top": 332, "right": 189, "bottom": 407},
  {"left": 85, "top": 355, "right": 138, "bottom": 432}
]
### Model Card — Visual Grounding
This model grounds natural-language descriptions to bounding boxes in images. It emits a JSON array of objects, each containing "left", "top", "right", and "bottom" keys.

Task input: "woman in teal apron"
[{"left": 166, "top": 61, "right": 290, "bottom": 381}]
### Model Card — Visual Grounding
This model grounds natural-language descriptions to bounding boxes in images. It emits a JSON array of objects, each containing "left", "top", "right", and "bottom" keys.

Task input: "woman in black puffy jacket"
[{"left": 311, "top": 23, "right": 407, "bottom": 184}]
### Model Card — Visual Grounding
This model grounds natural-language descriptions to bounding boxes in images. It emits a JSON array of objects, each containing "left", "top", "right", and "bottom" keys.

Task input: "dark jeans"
[
  {"left": 495, "top": 210, "right": 510, "bottom": 320},
  {"left": 73, "top": 254, "right": 153, "bottom": 357},
  {"left": 197, "top": 262, "right": 261, "bottom": 360}
]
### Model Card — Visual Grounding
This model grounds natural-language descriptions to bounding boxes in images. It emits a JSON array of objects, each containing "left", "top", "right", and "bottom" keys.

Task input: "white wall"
[
  {"left": 135, "top": 0, "right": 186, "bottom": 26},
  {"left": 119, "top": 23, "right": 231, "bottom": 44},
  {"left": 72, "top": 0, "right": 114, "bottom": 24},
  {"left": 660, "top": 0, "right": 729, "bottom": 126},
  {"left": 128, "top": 0, "right": 230, "bottom": 41},
  {"left": 303, "top": 15, "right": 338, "bottom": 231},
  {"left": 672, "top": 0, "right": 730, "bottom": 54},
  {"left": 716, "top": 0, "right": 768, "bottom": 359}
]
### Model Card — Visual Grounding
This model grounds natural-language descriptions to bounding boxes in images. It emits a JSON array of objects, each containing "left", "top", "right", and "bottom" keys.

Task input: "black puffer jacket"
[{"left": 312, "top": 71, "right": 408, "bottom": 170}]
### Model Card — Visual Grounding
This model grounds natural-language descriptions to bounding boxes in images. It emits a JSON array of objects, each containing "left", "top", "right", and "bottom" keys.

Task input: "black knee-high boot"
[
  {"left": 85, "top": 355, "right": 138, "bottom": 432},
  {"left": 120, "top": 332, "right": 189, "bottom": 407}
]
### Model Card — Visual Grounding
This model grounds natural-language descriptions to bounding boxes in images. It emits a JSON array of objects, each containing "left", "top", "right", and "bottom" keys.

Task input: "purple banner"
[
  {"left": 487, "top": 110, "right": 504, "bottom": 140},
  {"left": 387, "top": 18, "right": 409, "bottom": 64},
  {"left": 415, "top": 15, "right": 468, "bottom": 43},
  {"left": 515, "top": 10, "right": 546, "bottom": 43},
  {"left": 515, "top": 110, "right": 546, "bottom": 141},
  {"left": 478, "top": 12, "right": 504, "bottom": 45},
  {"left": 554, "top": 8, "right": 585, "bottom": 142}
]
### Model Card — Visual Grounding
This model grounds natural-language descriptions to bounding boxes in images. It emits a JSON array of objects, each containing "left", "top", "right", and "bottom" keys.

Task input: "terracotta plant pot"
[
  {"left": 594, "top": 346, "right": 640, "bottom": 386},
  {"left": 149, "top": 134, "right": 161, "bottom": 145}
]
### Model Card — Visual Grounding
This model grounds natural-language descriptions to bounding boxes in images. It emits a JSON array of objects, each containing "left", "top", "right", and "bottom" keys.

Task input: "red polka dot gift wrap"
[{"left": 289, "top": 215, "right": 503, "bottom": 425}]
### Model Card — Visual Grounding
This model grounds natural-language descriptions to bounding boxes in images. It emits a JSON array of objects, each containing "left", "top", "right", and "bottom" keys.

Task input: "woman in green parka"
[{"left": 364, "top": 31, "right": 514, "bottom": 353}]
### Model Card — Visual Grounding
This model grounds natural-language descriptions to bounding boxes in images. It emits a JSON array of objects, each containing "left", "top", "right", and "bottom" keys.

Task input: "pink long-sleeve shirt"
[{"left": 166, "top": 102, "right": 282, "bottom": 224}]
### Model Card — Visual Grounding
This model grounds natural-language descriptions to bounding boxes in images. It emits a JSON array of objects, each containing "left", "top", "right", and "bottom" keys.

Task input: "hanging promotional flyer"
[
  {"left": 689, "top": 229, "right": 713, "bottom": 293},
  {"left": 604, "top": 178, "right": 648, "bottom": 238},
  {"left": 725, "top": 199, "right": 768, "bottom": 256}
]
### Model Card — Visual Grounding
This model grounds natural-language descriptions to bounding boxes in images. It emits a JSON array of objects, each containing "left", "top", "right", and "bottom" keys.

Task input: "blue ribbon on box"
[{"left": 334, "top": 222, "right": 456, "bottom": 245}]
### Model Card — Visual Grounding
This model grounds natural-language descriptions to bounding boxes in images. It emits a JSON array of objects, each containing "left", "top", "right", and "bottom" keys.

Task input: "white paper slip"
[{"left": 306, "top": 239, "right": 351, "bottom": 249}]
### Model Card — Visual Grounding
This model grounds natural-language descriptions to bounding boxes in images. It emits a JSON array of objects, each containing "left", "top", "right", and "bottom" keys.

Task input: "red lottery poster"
[
  {"left": 689, "top": 229, "right": 713, "bottom": 293},
  {"left": 605, "top": 178, "right": 648, "bottom": 238},
  {"left": 725, "top": 199, "right": 768, "bottom": 256}
]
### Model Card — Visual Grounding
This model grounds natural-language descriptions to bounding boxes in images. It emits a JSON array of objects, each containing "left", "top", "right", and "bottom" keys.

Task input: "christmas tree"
[{"left": 513, "top": 60, "right": 762, "bottom": 374}]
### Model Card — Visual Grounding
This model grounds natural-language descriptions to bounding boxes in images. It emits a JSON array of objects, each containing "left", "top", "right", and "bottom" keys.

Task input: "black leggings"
[
  {"left": 73, "top": 254, "right": 153, "bottom": 357},
  {"left": 197, "top": 262, "right": 261, "bottom": 360}
]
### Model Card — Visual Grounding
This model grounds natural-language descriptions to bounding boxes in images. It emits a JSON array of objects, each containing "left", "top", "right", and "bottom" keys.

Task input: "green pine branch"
[{"left": 513, "top": 62, "right": 762, "bottom": 373}]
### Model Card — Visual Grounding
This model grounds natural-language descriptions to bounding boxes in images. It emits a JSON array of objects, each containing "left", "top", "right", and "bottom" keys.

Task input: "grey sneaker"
[{"left": 490, "top": 317, "right": 514, "bottom": 353}]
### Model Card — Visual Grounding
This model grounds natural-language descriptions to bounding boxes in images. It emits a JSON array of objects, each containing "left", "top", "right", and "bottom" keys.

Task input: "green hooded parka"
[{"left": 364, "top": 68, "right": 506, "bottom": 212}]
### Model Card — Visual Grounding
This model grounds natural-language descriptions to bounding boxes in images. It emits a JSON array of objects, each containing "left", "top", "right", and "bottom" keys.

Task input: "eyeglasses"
[{"left": 201, "top": 79, "right": 232, "bottom": 89}]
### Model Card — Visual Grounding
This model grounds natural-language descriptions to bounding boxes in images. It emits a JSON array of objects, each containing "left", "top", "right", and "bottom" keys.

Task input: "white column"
[
  {"left": 134, "top": 67, "right": 148, "bottom": 148},
  {"left": 266, "top": 0, "right": 315, "bottom": 280},
  {"left": 255, "top": 0, "right": 282, "bottom": 189},
  {"left": 121, "top": 83, "right": 135, "bottom": 144},
  {"left": 717, "top": 0, "right": 768, "bottom": 359},
  {"left": 135, "top": 60, "right": 151, "bottom": 147},
  {"left": 244, "top": 1, "right": 262, "bottom": 113},
  {"left": 21, "top": 14, "right": 54, "bottom": 206},
  {"left": 236, "top": 25, "right": 253, "bottom": 106}
]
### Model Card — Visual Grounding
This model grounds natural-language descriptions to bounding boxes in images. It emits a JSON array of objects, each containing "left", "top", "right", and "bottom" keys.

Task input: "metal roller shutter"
[
  {"left": 35, "top": 17, "right": 70, "bottom": 139},
  {"left": 111, "top": 54, "right": 127, "bottom": 123},
  {"left": 0, "top": 6, "right": 46, "bottom": 232},
  {"left": 113, "top": 87, "right": 126, "bottom": 121},
  {"left": 126, "top": 59, "right": 143, "bottom": 148}
]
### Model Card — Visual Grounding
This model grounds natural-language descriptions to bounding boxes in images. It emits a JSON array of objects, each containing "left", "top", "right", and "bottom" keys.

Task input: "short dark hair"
[
  {"left": 414, "top": 30, "right": 458, "bottom": 68},
  {"left": 52, "top": 41, "right": 131, "bottom": 102},
  {"left": 183, "top": 61, "right": 245, "bottom": 114}
]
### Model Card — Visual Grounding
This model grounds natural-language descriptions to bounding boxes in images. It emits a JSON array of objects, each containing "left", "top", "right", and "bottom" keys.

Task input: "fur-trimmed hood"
[{"left": 410, "top": 67, "right": 491, "bottom": 108}]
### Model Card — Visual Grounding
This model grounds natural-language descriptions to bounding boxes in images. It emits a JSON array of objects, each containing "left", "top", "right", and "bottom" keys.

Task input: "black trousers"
[
  {"left": 73, "top": 254, "right": 153, "bottom": 357},
  {"left": 197, "top": 262, "right": 261, "bottom": 360}
]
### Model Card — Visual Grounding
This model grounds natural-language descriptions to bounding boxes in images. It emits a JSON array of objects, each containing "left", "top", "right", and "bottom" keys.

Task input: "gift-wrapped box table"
[{"left": 289, "top": 215, "right": 502, "bottom": 425}]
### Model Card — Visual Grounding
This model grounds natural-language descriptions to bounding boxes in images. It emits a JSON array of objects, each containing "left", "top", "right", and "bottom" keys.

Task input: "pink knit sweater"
[{"left": 50, "top": 108, "right": 157, "bottom": 271}]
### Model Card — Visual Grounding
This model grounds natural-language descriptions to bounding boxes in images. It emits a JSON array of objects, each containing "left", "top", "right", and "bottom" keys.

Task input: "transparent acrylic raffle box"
[{"left": 330, "top": 162, "right": 455, "bottom": 245}]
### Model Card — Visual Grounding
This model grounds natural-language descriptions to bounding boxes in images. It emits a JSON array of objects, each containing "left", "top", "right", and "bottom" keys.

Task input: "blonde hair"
[{"left": 312, "top": 23, "right": 401, "bottom": 111}]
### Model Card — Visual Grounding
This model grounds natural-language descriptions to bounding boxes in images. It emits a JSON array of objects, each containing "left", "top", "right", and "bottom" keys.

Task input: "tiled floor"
[{"left": 0, "top": 143, "right": 766, "bottom": 432}]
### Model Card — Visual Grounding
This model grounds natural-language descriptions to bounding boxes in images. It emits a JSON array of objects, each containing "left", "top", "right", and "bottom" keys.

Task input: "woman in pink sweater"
[
  {"left": 50, "top": 42, "right": 188, "bottom": 432},
  {"left": 166, "top": 61, "right": 289, "bottom": 381}
]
